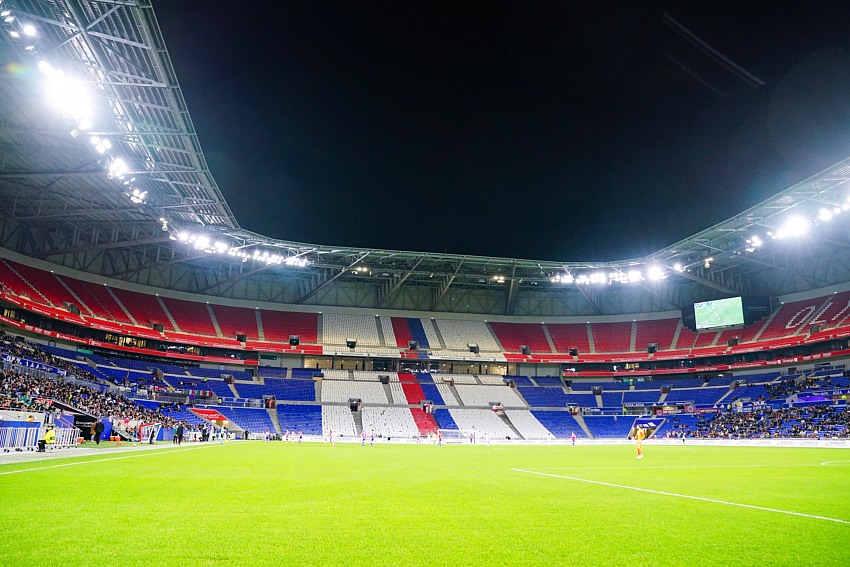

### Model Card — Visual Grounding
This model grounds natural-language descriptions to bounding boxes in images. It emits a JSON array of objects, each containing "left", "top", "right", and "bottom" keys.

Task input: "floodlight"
[
  {"left": 9, "top": 30, "right": 19, "bottom": 38},
  {"left": 673, "top": 263, "right": 683, "bottom": 272},
  {"left": 627, "top": 270, "right": 643, "bottom": 282},
  {"left": 647, "top": 265, "right": 664, "bottom": 281},
  {"left": 3, "top": 15, "right": 13, "bottom": 24},
  {"left": 776, "top": 216, "right": 808, "bottom": 239},
  {"left": 107, "top": 158, "right": 128, "bottom": 178},
  {"left": 22, "top": 23, "right": 35, "bottom": 36},
  {"left": 818, "top": 208, "right": 833, "bottom": 222}
]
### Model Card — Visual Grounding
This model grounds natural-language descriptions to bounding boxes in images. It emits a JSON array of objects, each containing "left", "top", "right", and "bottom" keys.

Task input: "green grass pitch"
[{"left": 1, "top": 442, "right": 849, "bottom": 566}]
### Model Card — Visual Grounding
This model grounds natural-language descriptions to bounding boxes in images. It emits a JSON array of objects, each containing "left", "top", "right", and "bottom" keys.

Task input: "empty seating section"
[
  {"left": 277, "top": 405, "right": 322, "bottom": 434},
  {"left": 439, "top": 373, "right": 477, "bottom": 385},
  {"left": 601, "top": 392, "right": 623, "bottom": 406},
  {"left": 478, "top": 375, "right": 506, "bottom": 385},
  {"left": 111, "top": 356, "right": 185, "bottom": 374},
  {"left": 517, "top": 386, "right": 569, "bottom": 407},
  {"left": 420, "top": 319, "right": 442, "bottom": 350},
  {"left": 728, "top": 384, "right": 770, "bottom": 402},
  {"left": 489, "top": 322, "right": 551, "bottom": 353},
  {"left": 674, "top": 327, "right": 697, "bottom": 349},
  {"left": 408, "top": 407, "right": 438, "bottom": 435},
  {"left": 706, "top": 375, "right": 737, "bottom": 387},
  {"left": 418, "top": 383, "right": 445, "bottom": 404},
  {"left": 160, "top": 298, "right": 217, "bottom": 336},
  {"left": 693, "top": 331, "right": 718, "bottom": 348},
  {"left": 738, "top": 319, "right": 767, "bottom": 343},
  {"left": 634, "top": 319, "right": 678, "bottom": 351},
  {"left": 400, "top": 382, "right": 428, "bottom": 404},
  {"left": 449, "top": 408, "right": 514, "bottom": 438},
  {"left": 507, "top": 375, "right": 534, "bottom": 386},
  {"left": 259, "top": 310, "right": 318, "bottom": 343},
  {"left": 323, "top": 313, "right": 381, "bottom": 346},
  {"left": 62, "top": 278, "right": 134, "bottom": 323},
  {"left": 261, "top": 379, "right": 315, "bottom": 401},
  {"left": 715, "top": 329, "right": 739, "bottom": 347},
  {"left": 201, "top": 380, "right": 236, "bottom": 398},
  {"left": 407, "top": 319, "right": 431, "bottom": 348},
  {"left": 591, "top": 322, "right": 633, "bottom": 353},
  {"left": 290, "top": 368, "right": 318, "bottom": 378},
  {"left": 390, "top": 317, "right": 414, "bottom": 348},
  {"left": 667, "top": 378, "right": 705, "bottom": 388},
  {"left": 214, "top": 407, "right": 275, "bottom": 434},
  {"left": 388, "top": 381, "right": 409, "bottom": 405},
  {"left": 666, "top": 387, "right": 727, "bottom": 405},
  {"left": 504, "top": 410, "right": 552, "bottom": 439},
  {"left": 814, "top": 290, "right": 850, "bottom": 329},
  {"left": 433, "top": 408, "right": 459, "bottom": 430},
  {"left": 111, "top": 288, "right": 172, "bottom": 329},
  {"left": 584, "top": 416, "right": 635, "bottom": 438},
  {"left": 321, "top": 380, "right": 388, "bottom": 404},
  {"left": 378, "top": 316, "right": 397, "bottom": 349},
  {"left": 258, "top": 367, "right": 288, "bottom": 378},
  {"left": 322, "top": 405, "right": 357, "bottom": 436},
  {"left": 547, "top": 323, "right": 590, "bottom": 354},
  {"left": 634, "top": 380, "right": 663, "bottom": 390},
  {"left": 434, "top": 319, "right": 500, "bottom": 351},
  {"left": 321, "top": 369, "right": 350, "bottom": 380},
  {"left": 1, "top": 259, "right": 43, "bottom": 298},
  {"left": 435, "top": 384, "right": 459, "bottom": 405},
  {"left": 233, "top": 382, "right": 268, "bottom": 399},
  {"left": 213, "top": 305, "right": 259, "bottom": 340},
  {"left": 186, "top": 367, "right": 232, "bottom": 378},
  {"left": 362, "top": 406, "right": 419, "bottom": 437},
  {"left": 564, "top": 394, "right": 597, "bottom": 407},
  {"left": 454, "top": 384, "right": 526, "bottom": 407},
  {"left": 759, "top": 297, "right": 824, "bottom": 340},
  {"left": 534, "top": 376, "right": 563, "bottom": 387},
  {"left": 6, "top": 262, "right": 78, "bottom": 309},
  {"left": 530, "top": 411, "right": 587, "bottom": 438},
  {"left": 622, "top": 390, "right": 660, "bottom": 404}
]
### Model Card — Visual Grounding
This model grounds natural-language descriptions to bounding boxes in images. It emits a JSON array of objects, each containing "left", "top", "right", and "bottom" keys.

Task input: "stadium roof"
[{"left": 1, "top": 0, "right": 850, "bottom": 317}]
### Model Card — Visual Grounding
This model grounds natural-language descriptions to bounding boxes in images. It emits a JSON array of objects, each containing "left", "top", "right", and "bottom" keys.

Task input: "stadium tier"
[
  {"left": 277, "top": 405, "right": 322, "bottom": 435},
  {"left": 489, "top": 322, "right": 552, "bottom": 353},
  {"left": 3, "top": 259, "right": 850, "bottom": 363}
]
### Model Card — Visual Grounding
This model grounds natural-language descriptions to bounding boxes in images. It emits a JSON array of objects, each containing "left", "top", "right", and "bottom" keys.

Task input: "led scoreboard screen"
[{"left": 694, "top": 296, "right": 745, "bottom": 330}]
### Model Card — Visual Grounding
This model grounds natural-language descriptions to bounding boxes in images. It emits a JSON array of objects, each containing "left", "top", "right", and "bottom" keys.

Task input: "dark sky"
[{"left": 156, "top": 1, "right": 850, "bottom": 262}]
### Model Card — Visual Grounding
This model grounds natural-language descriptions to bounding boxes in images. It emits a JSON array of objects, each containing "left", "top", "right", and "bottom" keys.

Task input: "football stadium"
[{"left": 1, "top": 2, "right": 850, "bottom": 566}]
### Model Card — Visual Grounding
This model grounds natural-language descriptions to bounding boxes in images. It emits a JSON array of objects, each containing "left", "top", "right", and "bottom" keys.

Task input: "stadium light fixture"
[
  {"left": 818, "top": 208, "right": 833, "bottom": 222},
  {"left": 647, "top": 265, "right": 665, "bottom": 281},
  {"left": 22, "top": 23, "right": 35, "bottom": 36},
  {"left": 775, "top": 216, "right": 809, "bottom": 239},
  {"left": 673, "top": 263, "right": 683, "bottom": 272},
  {"left": 107, "top": 158, "right": 128, "bottom": 179}
]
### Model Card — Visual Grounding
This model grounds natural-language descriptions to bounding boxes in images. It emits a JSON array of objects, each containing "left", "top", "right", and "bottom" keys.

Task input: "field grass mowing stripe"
[
  {"left": 512, "top": 468, "right": 850, "bottom": 526},
  {"left": 820, "top": 460, "right": 850, "bottom": 466},
  {"left": 0, "top": 443, "right": 219, "bottom": 475}
]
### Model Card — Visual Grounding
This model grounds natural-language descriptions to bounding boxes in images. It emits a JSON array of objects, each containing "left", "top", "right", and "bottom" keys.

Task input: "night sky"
[{"left": 156, "top": 1, "right": 850, "bottom": 262}]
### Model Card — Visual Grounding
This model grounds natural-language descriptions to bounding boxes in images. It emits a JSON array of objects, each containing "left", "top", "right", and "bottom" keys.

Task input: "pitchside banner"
[{"left": 1, "top": 353, "right": 68, "bottom": 376}]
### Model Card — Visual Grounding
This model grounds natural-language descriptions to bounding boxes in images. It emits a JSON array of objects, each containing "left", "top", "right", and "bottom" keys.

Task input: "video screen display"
[{"left": 694, "top": 296, "right": 744, "bottom": 330}]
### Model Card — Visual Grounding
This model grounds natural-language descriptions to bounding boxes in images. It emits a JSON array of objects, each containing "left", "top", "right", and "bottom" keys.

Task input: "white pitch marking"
[
  {"left": 0, "top": 444, "right": 218, "bottom": 476},
  {"left": 820, "top": 460, "right": 850, "bottom": 466},
  {"left": 512, "top": 468, "right": 850, "bottom": 525},
  {"left": 536, "top": 463, "right": 819, "bottom": 471}
]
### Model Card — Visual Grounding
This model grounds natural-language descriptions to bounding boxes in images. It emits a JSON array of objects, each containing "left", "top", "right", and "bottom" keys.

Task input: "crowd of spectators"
[
  {"left": 1, "top": 330, "right": 193, "bottom": 436},
  {"left": 669, "top": 405, "right": 850, "bottom": 439}
]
